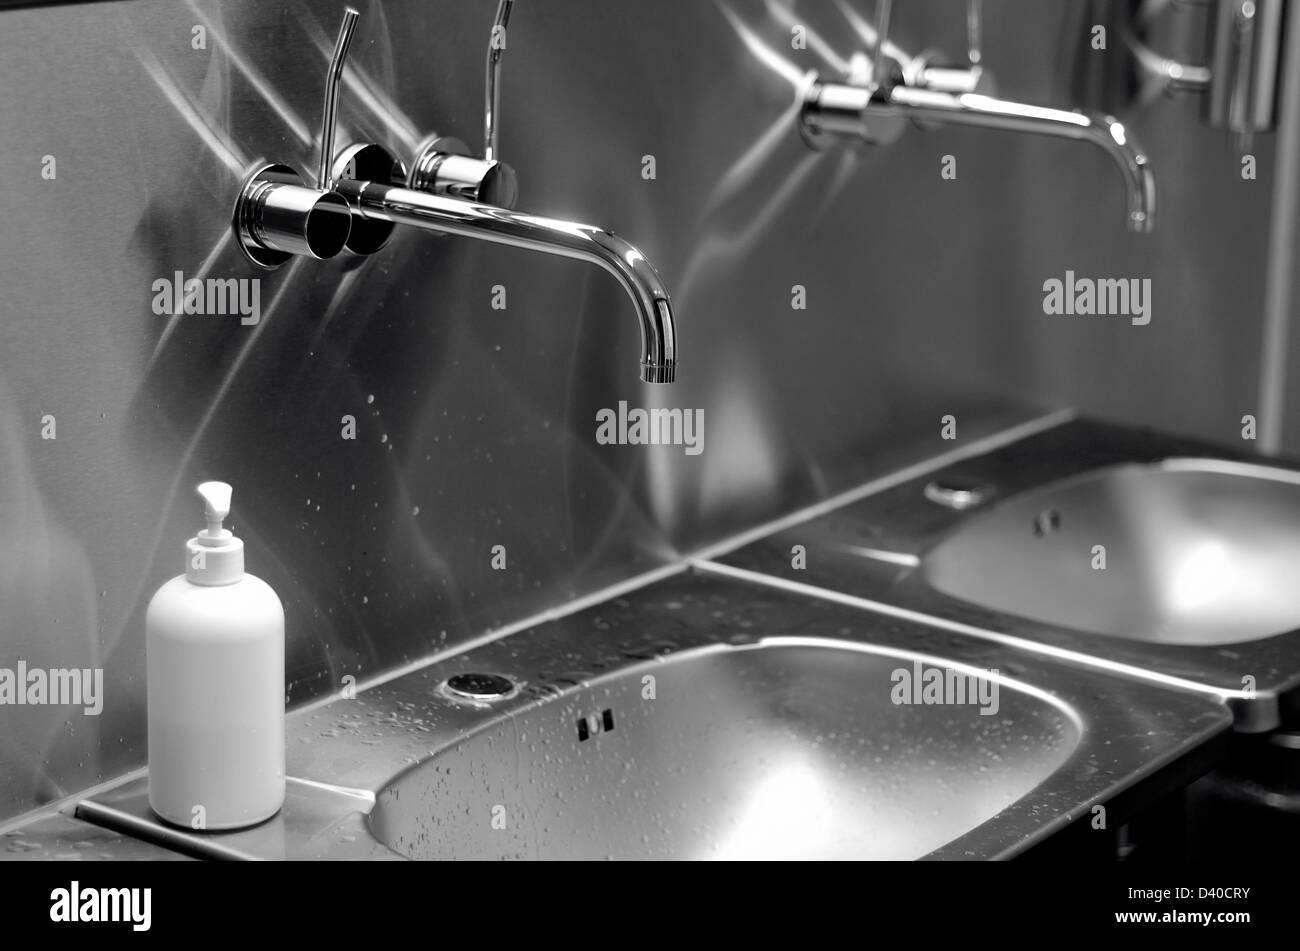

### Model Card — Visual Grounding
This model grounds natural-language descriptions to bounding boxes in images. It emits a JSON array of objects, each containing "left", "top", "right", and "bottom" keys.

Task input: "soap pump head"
[{"left": 186, "top": 481, "right": 245, "bottom": 585}]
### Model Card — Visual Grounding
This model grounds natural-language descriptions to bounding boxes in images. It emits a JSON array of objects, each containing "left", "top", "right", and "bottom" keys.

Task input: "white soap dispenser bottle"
[{"left": 146, "top": 481, "right": 285, "bottom": 830}]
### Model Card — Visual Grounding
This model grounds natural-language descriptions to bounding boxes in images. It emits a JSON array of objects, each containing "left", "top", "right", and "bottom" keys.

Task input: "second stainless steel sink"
[
  {"left": 712, "top": 417, "right": 1300, "bottom": 730},
  {"left": 923, "top": 459, "right": 1300, "bottom": 646}
]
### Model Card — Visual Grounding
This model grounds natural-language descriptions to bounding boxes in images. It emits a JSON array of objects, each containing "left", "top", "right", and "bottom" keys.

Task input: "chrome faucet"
[
  {"left": 331, "top": 170, "right": 677, "bottom": 383},
  {"left": 800, "top": 0, "right": 1156, "bottom": 233},
  {"left": 328, "top": 2, "right": 677, "bottom": 383}
]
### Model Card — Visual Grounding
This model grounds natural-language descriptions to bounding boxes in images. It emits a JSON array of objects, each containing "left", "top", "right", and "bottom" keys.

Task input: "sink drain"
[
  {"left": 442, "top": 672, "right": 518, "bottom": 702},
  {"left": 923, "top": 477, "right": 993, "bottom": 510}
]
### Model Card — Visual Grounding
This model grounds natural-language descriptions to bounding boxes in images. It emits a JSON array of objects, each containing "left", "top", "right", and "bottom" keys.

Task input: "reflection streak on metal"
[
  {"left": 714, "top": 0, "right": 806, "bottom": 89},
  {"left": 130, "top": 42, "right": 248, "bottom": 175},
  {"left": 806, "top": 147, "right": 861, "bottom": 221},
  {"left": 676, "top": 150, "right": 822, "bottom": 305},
  {"left": 144, "top": 229, "right": 235, "bottom": 375},
  {"left": 839, "top": 544, "right": 921, "bottom": 568},
  {"left": 183, "top": 0, "right": 314, "bottom": 148},
  {"left": 762, "top": 0, "right": 849, "bottom": 75},
  {"left": 303, "top": 264, "right": 367, "bottom": 355},
  {"left": 110, "top": 260, "right": 308, "bottom": 658},
  {"left": 830, "top": 0, "right": 913, "bottom": 73},
  {"left": 696, "top": 98, "right": 804, "bottom": 223}
]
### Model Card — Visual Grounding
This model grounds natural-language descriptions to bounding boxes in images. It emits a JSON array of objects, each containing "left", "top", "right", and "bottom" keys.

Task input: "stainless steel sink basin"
[
  {"left": 72, "top": 569, "right": 1232, "bottom": 860},
  {"left": 714, "top": 418, "right": 1300, "bottom": 730},
  {"left": 368, "top": 642, "right": 1078, "bottom": 860},
  {"left": 922, "top": 459, "right": 1300, "bottom": 646}
]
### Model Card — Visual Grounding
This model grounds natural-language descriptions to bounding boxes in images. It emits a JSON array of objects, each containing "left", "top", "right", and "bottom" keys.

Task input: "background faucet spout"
[
  {"left": 800, "top": 79, "right": 1156, "bottom": 233},
  {"left": 883, "top": 86, "right": 1157, "bottom": 233}
]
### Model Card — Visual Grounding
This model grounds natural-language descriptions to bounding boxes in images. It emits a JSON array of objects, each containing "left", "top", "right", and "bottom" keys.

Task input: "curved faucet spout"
[
  {"left": 885, "top": 87, "right": 1155, "bottom": 233},
  {"left": 333, "top": 179, "right": 677, "bottom": 383},
  {"left": 801, "top": 79, "right": 1156, "bottom": 233}
]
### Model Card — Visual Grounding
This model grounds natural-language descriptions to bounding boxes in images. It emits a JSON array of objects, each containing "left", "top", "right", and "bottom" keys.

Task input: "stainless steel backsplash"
[{"left": 0, "top": 0, "right": 1277, "bottom": 820}]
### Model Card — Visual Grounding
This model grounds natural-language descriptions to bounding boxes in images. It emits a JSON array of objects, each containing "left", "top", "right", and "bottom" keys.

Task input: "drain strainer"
[
  {"left": 923, "top": 477, "right": 994, "bottom": 510},
  {"left": 442, "top": 672, "right": 518, "bottom": 702}
]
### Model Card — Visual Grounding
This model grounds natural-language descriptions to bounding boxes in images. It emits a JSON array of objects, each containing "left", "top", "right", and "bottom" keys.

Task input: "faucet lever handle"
[
  {"left": 485, "top": 0, "right": 515, "bottom": 163},
  {"left": 232, "top": 7, "right": 358, "bottom": 268},
  {"left": 404, "top": 0, "right": 519, "bottom": 208},
  {"left": 905, "top": 0, "right": 993, "bottom": 96},
  {"left": 318, "top": 7, "right": 360, "bottom": 191}
]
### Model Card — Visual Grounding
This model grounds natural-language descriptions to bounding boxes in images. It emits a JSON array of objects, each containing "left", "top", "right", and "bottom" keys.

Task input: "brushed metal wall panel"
[{"left": 0, "top": 0, "right": 1276, "bottom": 820}]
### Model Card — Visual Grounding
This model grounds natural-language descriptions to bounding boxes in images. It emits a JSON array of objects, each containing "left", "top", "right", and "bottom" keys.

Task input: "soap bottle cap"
[{"left": 185, "top": 481, "right": 245, "bottom": 585}]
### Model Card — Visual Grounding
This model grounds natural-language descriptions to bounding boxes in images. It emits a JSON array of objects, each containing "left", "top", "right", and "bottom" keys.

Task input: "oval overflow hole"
[
  {"left": 1032, "top": 509, "right": 1061, "bottom": 537},
  {"left": 577, "top": 708, "right": 615, "bottom": 742},
  {"left": 441, "top": 672, "right": 518, "bottom": 703}
]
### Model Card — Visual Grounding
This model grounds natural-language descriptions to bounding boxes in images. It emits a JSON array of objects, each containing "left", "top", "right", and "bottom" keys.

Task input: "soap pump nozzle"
[
  {"left": 188, "top": 481, "right": 244, "bottom": 584},
  {"left": 197, "top": 481, "right": 233, "bottom": 541}
]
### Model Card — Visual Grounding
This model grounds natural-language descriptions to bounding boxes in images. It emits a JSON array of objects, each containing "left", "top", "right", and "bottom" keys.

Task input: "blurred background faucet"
[
  {"left": 800, "top": 0, "right": 1157, "bottom": 233},
  {"left": 1072, "top": 0, "right": 1284, "bottom": 157},
  {"left": 328, "top": 1, "right": 677, "bottom": 384}
]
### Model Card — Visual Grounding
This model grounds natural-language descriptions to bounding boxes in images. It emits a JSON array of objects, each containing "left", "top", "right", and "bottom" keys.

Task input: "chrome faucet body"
[
  {"left": 802, "top": 80, "right": 1155, "bottom": 234},
  {"left": 332, "top": 2, "right": 676, "bottom": 384},
  {"left": 332, "top": 173, "right": 676, "bottom": 384},
  {"left": 235, "top": 5, "right": 677, "bottom": 384}
]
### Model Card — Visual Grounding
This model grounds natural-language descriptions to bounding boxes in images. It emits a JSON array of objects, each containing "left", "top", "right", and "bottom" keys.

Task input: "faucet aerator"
[{"left": 642, "top": 363, "right": 676, "bottom": 385}]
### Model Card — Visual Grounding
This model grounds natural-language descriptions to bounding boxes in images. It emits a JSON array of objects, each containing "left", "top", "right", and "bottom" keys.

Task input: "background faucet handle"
[
  {"left": 903, "top": 0, "right": 995, "bottom": 96},
  {"left": 966, "top": 0, "right": 982, "bottom": 70},
  {"left": 870, "top": 0, "right": 895, "bottom": 89},
  {"left": 404, "top": 0, "right": 519, "bottom": 208}
]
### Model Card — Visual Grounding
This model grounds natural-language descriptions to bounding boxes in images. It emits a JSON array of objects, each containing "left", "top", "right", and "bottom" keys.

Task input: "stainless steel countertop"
[
  {"left": 0, "top": 809, "right": 191, "bottom": 862},
  {"left": 68, "top": 567, "right": 1231, "bottom": 860}
]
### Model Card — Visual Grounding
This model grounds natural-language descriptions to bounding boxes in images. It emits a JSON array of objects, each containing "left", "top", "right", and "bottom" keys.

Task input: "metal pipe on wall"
[{"left": 1257, "top": 3, "right": 1300, "bottom": 453}]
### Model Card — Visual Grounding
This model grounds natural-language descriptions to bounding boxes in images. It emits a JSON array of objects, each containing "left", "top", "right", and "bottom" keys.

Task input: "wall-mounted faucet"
[
  {"left": 325, "top": 2, "right": 677, "bottom": 384},
  {"left": 233, "top": 9, "right": 358, "bottom": 267},
  {"left": 1111, "top": 0, "right": 1283, "bottom": 155},
  {"left": 799, "top": 0, "right": 1157, "bottom": 233}
]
